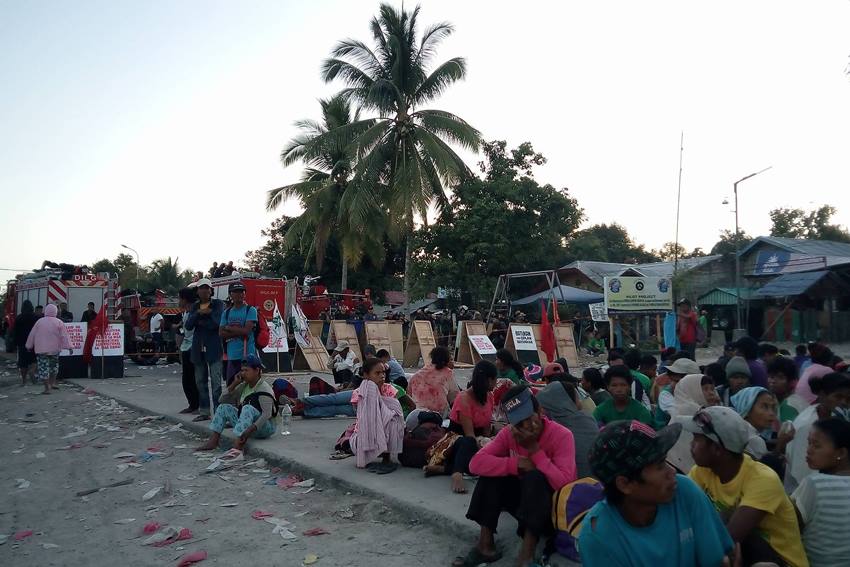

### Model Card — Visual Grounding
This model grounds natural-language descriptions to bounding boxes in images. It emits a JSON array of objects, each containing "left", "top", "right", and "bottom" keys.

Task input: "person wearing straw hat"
[{"left": 328, "top": 340, "right": 359, "bottom": 385}]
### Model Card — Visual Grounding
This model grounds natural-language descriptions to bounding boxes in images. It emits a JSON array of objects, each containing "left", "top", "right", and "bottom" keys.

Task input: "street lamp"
[
  {"left": 732, "top": 166, "right": 772, "bottom": 333},
  {"left": 120, "top": 244, "right": 140, "bottom": 291}
]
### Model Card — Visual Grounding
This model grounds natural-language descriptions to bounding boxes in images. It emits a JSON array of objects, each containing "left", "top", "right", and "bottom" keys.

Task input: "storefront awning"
[{"left": 755, "top": 270, "right": 830, "bottom": 297}]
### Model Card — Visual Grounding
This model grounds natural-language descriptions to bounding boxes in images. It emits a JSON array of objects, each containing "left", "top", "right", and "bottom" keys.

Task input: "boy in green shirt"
[{"left": 593, "top": 365, "right": 653, "bottom": 427}]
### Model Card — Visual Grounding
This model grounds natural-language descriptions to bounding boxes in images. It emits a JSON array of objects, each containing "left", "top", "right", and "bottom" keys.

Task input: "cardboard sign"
[
  {"left": 62, "top": 323, "right": 86, "bottom": 356},
  {"left": 604, "top": 276, "right": 673, "bottom": 313},
  {"left": 511, "top": 326, "right": 537, "bottom": 351},
  {"left": 92, "top": 324, "right": 125, "bottom": 356},
  {"left": 469, "top": 335, "right": 497, "bottom": 355},
  {"left": 589, "top": 302, "right": 608, "bottom": 322}
]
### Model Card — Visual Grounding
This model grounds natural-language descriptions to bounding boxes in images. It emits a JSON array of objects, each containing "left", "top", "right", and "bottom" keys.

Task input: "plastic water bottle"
[{"left": 280, "top": 404, "right": 292, "bottom": 436}]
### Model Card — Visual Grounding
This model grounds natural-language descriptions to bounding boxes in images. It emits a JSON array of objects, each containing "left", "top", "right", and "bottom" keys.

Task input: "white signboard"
[
  {"left": 469, "top": 335, "right": 497, "bottom": 356},
  {"left": 264, "top": 301, "right": 288, "bottom": 353},
  {"left": 62, "top": 323, "right": 86, "bottom": 356},
  {"left": 511, "top": 325, "right": 537, "bottom": 351},
  {"left": 589, "top": 302, "right": 608, "bottom": 322},
  {"left": 93, "top": 324, "right": 125, "bottom": 356},
  {"left": 603, "top": 276, "right": 673, "bottom": 313}
]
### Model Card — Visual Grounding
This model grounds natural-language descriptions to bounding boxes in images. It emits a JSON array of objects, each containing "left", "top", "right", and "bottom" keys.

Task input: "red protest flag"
[
  {"left": 83, "top": 304, "right": 107, "bottom": 363},
  {"left": 551, "top": 296, "right": 561, "bottom": 326},
  {"left": 540, "top": 300, "right": 556, "bottom": 363}
]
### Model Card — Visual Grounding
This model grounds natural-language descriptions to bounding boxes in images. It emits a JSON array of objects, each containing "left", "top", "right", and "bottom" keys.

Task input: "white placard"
[
  {"left": 469, "top": 335, "right": 497, "bottom": 355},
  {"left": 511, "top": 325, "right": 537, "bottom": 351},
  {"left": 93, "top": 324, "right": 125, "bottom": 356},
  {"left": 589, "top": 302, "right": 608, "bottom": 322},
  {"left": 62, "top": 323, "right": 86, "bottom": 356}
]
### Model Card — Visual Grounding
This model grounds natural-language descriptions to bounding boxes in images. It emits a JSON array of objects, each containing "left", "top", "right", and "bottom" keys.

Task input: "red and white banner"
[
  {"left": 62, "top": 323, "right": 86, "bottom": 356},
  {"left": 60, "top": 323, "right": 124, "bottom": 357},
  {"left": 469, "top": 335, "right": 497, "bottom": 356}
]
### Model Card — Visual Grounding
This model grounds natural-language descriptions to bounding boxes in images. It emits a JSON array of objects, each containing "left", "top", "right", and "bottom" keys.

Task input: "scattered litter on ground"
[
  {"left": 176, "top": 550, "right": 207, "bottom": 567},
  {"left": 218, "top": 503, "right": 238, "bottom": 508},
  {"left": 303, "top": 528, "right": 329, "bottom": 536},
  {"left": 251, "top": 510, "right": 273, "bottom": 520},
  {"left": 35, "top": 451, "right": 45, "bottom": 459},
  {"left": 76, "top": 478, "right": 133, "bottom": 497},
  {"left": 41, "top": 542, "right": 60, "bottom": 549},
  {"left": 336, "top": 508, "right": 354, "bottom": 519},
  {"left": 14, "top": 530, "right": 33, "bottom": 541},
  {"left": 61, "top": 427, "right": 88, "bottom": 439},
  {"left": 275, "top": 474, "right": 303, "bottom": 489},
  {"left": 177, "top": 474, "right": 196, "bottom": 481},
  {"left": 293, "top": 478, "right": 315, "bottom": 488},
  {"left": 142, "top": 486, "right": 163, "bottom": 501},
  {"left": 303, "top": 554, "right": 319, "bottom": 565},
  {"left": 114, "top": 518, "right": 136, "bottom": 524},
  {"left": 113, "top": 451, "right": 136, "bottom": 459},
  {"left": 15, "top": 478, "right": 31, "bottom": 489}
]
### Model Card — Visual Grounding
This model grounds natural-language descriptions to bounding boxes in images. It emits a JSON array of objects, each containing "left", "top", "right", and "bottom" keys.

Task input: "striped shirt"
[{"left": 792, "top": 473, "right": 850, "bottom": 567}]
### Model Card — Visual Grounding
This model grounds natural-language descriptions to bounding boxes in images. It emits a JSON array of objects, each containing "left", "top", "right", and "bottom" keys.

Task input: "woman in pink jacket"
[
  {"left": 454, "top": 384, "right": 577, "bottom": 567},
  {"left": 26, "top": 303, "right": 72, "bottom": 394}
]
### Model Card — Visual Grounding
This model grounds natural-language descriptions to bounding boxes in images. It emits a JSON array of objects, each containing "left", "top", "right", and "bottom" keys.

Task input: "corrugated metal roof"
[
  {"left": 755, "top": 270, "right": 830, "bottom": 297},
  {"left": 698, "top": 287, "right": 759, "bottom": 305},
  {"left": 559, "top": 255, "right": 723, "bottom": 286},
  {"left": 740, "top": 236, "right": 850, "bottom": 260}
]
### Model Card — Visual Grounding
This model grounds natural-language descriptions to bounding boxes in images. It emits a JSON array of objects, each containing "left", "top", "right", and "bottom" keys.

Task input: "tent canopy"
[{"left": 511, "top": 284, "right": 604, "bottom": 306}]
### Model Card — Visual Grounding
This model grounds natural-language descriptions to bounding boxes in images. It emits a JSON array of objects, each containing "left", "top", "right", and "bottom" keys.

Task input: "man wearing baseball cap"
[
  {"left": 456, "top": 384, "right": 576, "bottom": 567},
  {"left": 686, "top": 406, "right": 808, "bottom": 567},
  {"left": 579, "top": 420, "right": 733, "bottom": 566},
  {"left": 185, "top": 278, "right": 225, "bottom": 422},
  {"left": 197, "top": 354, "right": 276, "bottom": 452},
  {"left": 219, "top": 281, "right": 258, "bottom": 386}
]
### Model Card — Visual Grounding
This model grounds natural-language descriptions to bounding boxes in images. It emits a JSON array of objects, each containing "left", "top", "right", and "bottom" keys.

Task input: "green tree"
[
  {"left": 144, "top": 257, "right": 190, "bottom": 295},
  {"left": 318, "top": 3, "right": 481, "bottom": 301},
  {"left": 410, "top": 141, "right": 583, "bottom": 303},
  {"left": 654, "top": 242, "right": 708, "bottom": 262},
  {"left": 91, "top": 258, "right": 118, "bottom": 275},
  {"left": 565, "top": 224, "right": 659, "bottom": 264},
  {"left": 267, "top": 95, "right": 387, "bottom": 289},
  {"left": 710, "top": 229, "right": 753, "bottom": 256},
  {"left": 769, "top": 205, "right": 850, "bottom": 242}
]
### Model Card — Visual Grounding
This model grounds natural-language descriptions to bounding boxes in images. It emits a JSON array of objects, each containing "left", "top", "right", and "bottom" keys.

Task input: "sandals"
[
  {"left": 192, "top": 415, "right": 210, "bottom": 422},
  {"left": 451, "top": 548, "right": 503, "bottom": 567},
  {"left": 372, "top": 462, "right": 397, "bottom": 475},
  {"left": 329, "top": 450, "right": 353, "bottom": 460}
]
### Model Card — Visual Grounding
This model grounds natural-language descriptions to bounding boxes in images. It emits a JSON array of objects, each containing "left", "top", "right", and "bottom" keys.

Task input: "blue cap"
[
  {"left": 244, "top": 354, "right": 265, "bottom": 369},
  {"left": 503, "top": 388, "right": 535, "bottom": 426}
]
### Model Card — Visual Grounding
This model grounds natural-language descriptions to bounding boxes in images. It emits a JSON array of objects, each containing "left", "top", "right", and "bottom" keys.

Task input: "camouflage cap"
[{"left": 589, "top": 420, "right": 682, "bottom": 485}]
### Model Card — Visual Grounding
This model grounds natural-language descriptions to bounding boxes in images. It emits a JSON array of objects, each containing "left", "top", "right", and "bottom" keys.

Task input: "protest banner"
[
  {"left": 589, "top": 302, "right": 608, "bottom": 322},
  {"left": 61, "top": 323, "right": 86, "bottom": 357},
  {"left": 468, "top": 335, "right": 497, "bottom": 362}
]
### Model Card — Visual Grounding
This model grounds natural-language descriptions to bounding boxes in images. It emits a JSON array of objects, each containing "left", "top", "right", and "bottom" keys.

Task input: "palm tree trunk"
[
  {"left": 403, "top": 235, "right": 411, "bottom": 316},
  {"left": 341, "top": 257, "right": 349, "bottom": 291}
]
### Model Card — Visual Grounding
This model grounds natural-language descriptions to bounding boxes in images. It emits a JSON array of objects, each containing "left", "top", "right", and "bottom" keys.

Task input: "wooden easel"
[
  {"left": 403, "top": 320, "right": 437, "bottom": 368},
  {"left": 554, "top": 322, "right": 579, "bottom": 369},
  {"left": 330, "top": 320, "right": 363, "bottom": 361},
  {"left": 365, "top": 321, "right": 393, "bottom": 357},
  {"left": 504, "top": 323, "right": 548, "bottom": 366},
  {"left": 387, "top": 321, "right": 404, "bottom": 359},
  {"left": 308, "top": 320, "right": 325, "bottom": 345},
  {"left": 455, "top": 321, "right": 487, "bottom": 366},
  {"left": 292, "top": 329, "right": 330, "bottom": 372}
]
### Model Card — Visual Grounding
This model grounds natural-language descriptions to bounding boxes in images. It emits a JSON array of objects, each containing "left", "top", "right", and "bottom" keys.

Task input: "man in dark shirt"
[
  {"left": 81, "top": 302, "right": 97, "bottom": 325},
  {"left": 59, "top": 302, "right": 74, "bottom": 323}
]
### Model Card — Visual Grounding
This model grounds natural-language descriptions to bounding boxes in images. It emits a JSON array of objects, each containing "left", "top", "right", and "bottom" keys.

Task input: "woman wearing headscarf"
[
  {"left": 730, "top": 386, "right": 777, "bottom": 462},
  {"left": 665, "top": 374, "right": 721, "bottom": 473},
  {"left": 536, "top": 378, "right": 598, "bottom": 478}
]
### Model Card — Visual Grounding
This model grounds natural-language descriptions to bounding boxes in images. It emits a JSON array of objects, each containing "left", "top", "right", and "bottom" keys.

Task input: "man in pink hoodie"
[
  {"left": 454, "top": 384, "right": 577, "bottom": 567},
  {"left": 25, "top": 303, "right": 72, "bottom": 394}
]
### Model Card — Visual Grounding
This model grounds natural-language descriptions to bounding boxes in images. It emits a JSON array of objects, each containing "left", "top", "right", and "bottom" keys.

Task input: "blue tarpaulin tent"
[{"left": 511, "top": 284, "right": 604, "bottom": 306}]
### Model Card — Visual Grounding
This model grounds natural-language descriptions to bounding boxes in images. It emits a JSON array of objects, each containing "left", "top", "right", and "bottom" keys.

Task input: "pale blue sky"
[{"left": 2, "top": 0, "right": 850, "bottom": 279}]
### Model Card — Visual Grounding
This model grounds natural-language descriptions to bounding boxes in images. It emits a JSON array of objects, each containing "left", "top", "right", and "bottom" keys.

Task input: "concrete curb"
[{"left": 69, "top": 379, "right": 480, "bottom": 541}]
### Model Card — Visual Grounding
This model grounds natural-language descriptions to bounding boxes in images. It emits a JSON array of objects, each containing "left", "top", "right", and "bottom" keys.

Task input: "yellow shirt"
[{"left": 689, "top": 455, "right": 809, "bottom": 567}]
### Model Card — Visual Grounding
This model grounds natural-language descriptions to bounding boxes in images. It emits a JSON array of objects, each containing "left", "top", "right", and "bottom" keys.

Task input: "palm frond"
[
  {"left": 416, "top": 22, "right": 454, "bottom": 67},
  {"left": 321, "top": 58, "right": 375, "bottom": 90},
  {"left": 329, "top": 39, "right": 385, "bottom": 79},
  {"left": 413, "top": 108, "right": 481, "bottom": 151},
  {"left": 265, "top": 180, "right": 326, "bottom": 211},
  {"left": 412, "top": 58, "right": 467, "bottom": 106}
]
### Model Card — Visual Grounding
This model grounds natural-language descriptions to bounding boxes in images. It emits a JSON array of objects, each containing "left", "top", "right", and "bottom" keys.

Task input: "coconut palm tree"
[
  {"left": 145, "top": 257, "right": 191, "bottom": 295},
  {"left": 267, "top": 95, "right": 386, "bottom": 290},
  {"left": 317, "top": 3, "right": 481, "bottom": 302}
]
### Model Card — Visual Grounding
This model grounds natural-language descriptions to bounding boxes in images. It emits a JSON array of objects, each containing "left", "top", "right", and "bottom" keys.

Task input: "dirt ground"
[{"left": 0, "top": 369, "right": 469, "bottom": 567}]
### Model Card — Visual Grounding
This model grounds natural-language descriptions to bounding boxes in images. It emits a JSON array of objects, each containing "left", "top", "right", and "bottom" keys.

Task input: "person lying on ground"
[
  {"left": 454, "top": 384, "right": 576, "bottom": 567},
  {"left": 423, "top": 360, "right": 497, "bottom": 494},
  {"left": 579, "top": 420, "right": 734, "bottom": 567},
  {"left": 687, "top": 406, "right": 809, "bottom": 567},
  {"left": 348, "top": 357, "right": 405, "bottom": 472},
  {"left": 791, "top": 418, "right": 850, "bottom": 567},
  {"left": 407, "top": 346, "right": 458, "bottom": 416},
  {"left": 196, "top": 354, "right": 277, "bottom": 452},
  {"left": 593, "top": 365, "right": 653, "bottom": 428}
]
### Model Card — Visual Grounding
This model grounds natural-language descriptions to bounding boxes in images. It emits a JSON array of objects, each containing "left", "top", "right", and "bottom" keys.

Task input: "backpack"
[
  {"left": 399, "top": 422, "right": 446, "bottom": 468},
  {"left": 551, "top": 477, "right": 604, "bottom": 561},
  {"left": 223, "top": 305, "right": 269, "bottom": 351}
]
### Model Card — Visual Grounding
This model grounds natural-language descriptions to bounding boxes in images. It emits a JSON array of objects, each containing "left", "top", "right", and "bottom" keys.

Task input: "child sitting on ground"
[{"left": 348, "top": 357, "right": 405, "bottom": 473}]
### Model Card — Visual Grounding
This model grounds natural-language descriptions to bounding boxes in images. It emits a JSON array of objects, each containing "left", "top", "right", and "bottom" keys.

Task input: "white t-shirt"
[
  {"left": 792, "top": 473, "right": 850, "bottom": 566},
  {"left": 150, "top": 313, "right": 163, "bottom": 333}
]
